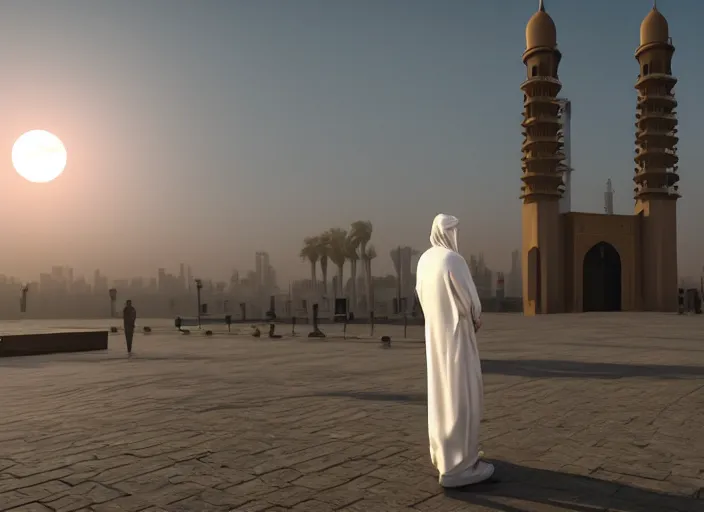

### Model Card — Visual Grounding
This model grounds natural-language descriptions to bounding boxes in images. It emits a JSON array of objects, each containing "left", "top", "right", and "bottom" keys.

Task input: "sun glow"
[{"left": 12, "top": 130, "right": 67, "bottom": 183}]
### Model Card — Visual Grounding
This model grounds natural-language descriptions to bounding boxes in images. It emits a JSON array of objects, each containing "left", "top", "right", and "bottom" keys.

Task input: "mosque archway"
[{"left": 582, "top": 242, "right": 621, "bottom": 312}]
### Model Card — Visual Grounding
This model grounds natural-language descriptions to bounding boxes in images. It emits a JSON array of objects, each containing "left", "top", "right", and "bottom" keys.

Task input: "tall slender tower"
[
  {"left": 604, "top": 179, "right": 614, "bottom": 214},
  {"left": 520, "top": 0, "right": 564, "bottom": 315},
  {"left": 634, "top": 3, "right": 679, "bottom": 311}
]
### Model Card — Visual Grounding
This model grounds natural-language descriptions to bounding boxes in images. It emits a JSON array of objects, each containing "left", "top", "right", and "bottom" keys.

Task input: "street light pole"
[
  {"left": 109, "top": 288, "right": 117, "bottom": 318},
  {"left": 195, "top": 279, "right": 203, "bottom": 328},
  {"left": 20, "top": 285, "right": 29, "bottom": 314}
]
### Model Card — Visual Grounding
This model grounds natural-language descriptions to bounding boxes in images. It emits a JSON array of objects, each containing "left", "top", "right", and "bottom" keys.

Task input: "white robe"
[{"left": 415, "top": 214, "right": 484, "bottom": 485}]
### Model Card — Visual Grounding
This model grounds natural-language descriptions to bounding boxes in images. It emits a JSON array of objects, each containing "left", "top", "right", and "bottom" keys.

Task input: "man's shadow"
[
  {"left": 481, "top": 359, "right": 704, "bottom": 380},
  {"left": 445, "top": 460, "right": 701, "bottom": 512}
]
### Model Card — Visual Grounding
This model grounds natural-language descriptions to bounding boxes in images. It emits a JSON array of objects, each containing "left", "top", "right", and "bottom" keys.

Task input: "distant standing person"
[
  {"left": 415, "top": 214, "right": 494, "bottom": 488},
  {"left": 123, "top": 300, "right": 137, "bottom": 356}
]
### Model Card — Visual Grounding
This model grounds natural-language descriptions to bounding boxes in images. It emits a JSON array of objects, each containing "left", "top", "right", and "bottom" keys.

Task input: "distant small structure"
[
  {"left": 496, "top": 272, "right": 505, "bottom": 301},
  {"left": 604, "top": 179, "right": 614, "bottom": 215}
]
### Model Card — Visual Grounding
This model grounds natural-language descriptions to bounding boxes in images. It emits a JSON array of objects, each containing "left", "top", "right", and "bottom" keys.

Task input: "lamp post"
[
  {"left": 20, "top": 285, "right": 29, "bottom": 314},
  {"left": 109, "top": 288, "right": 117, "bottom": 318},
  {"left": 396, "top": 245, "right": 402, "bottom": 314},
  {"left": 195, "top": 279, "right": 203, "bottom": 328}
]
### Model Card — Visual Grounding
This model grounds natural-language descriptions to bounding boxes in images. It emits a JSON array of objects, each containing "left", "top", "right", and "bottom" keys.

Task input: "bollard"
[
  {"left": 343, "top": 316, "right": 348, "bottom": 340},
  {"left": 403, "top": 313, "right": 408, "bottom": 339},
  {"left": 308, "top": 304, "right": 326, "bottom": 338},
  {"left": 370, "top": 311, "right": 375, "bottom": 337},
  {"left": 269, "top": 323, "right": 282, "bottom": 339}
]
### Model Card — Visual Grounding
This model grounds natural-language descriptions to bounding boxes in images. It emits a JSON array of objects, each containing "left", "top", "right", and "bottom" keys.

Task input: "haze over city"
[
  {"left": 0, "top": 0, "right": 702, "bottom": 286},
  {"left": 1, "top": 4, "right": 703, "bottom": 509}
]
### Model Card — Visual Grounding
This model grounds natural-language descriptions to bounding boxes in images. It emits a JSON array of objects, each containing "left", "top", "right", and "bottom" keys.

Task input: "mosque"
[{"left": 520, "top": 1, "right": 680, "bottom": 315}]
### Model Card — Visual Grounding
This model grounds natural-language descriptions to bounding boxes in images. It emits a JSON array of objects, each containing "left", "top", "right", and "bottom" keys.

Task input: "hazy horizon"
[{"left": 0, "top": 0, "right": 702, "bottom": 284}]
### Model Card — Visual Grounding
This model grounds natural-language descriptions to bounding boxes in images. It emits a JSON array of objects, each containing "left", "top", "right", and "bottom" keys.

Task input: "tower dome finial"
[
  {"left": 526, "top": 0, "right": 556, "bottom": 49},
  {"left": 640, "top": 2, "right": 669, "bottom": 46}
]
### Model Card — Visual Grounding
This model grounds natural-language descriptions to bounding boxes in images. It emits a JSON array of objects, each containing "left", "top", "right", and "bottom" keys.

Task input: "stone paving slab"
[{"left": 0, "top": 313, "right": 702, "bottom": 511}]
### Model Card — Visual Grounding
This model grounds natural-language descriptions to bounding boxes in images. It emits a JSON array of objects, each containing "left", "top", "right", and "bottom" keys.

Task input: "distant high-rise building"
[
  {"left": 179, "top": 263, "right": 186, "bottom": 290},
  {"left": 267, "top": 264, "right": 277, "bottom": 290},
  {"left": 93, "top": 269, "right": 108, "bottom": 294},
  {"left": 507, "top": 250, "right": 522, "bottom": 298},
  {"left": 255, "top": 252, "right": 263, "bottom": 289},
  {"left": 254, "top": 251, "right": 274, "bottom": 291},
  {"left": 261, "top": 252, "right": 271, "bottom": 288},
  {"left": 157, "top": 268, "right": 166, "bottom": 293}
]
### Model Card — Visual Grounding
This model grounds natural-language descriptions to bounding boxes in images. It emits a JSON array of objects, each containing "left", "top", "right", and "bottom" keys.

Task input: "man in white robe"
[{"left": 415, "top": 214, "right": 495, "bottom": 487}]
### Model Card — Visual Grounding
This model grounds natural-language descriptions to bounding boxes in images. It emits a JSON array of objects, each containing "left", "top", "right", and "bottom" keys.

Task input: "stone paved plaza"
[{"left": 0, "top": 313, "right": 703, "bottom": 511}]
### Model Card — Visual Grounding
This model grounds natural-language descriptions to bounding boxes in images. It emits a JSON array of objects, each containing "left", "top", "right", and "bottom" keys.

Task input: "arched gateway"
[{"left": 582, "top": 242, "right": 622, "bottom": 312}]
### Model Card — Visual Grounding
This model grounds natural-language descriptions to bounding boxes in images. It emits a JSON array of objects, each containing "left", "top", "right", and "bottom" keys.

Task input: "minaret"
[
  {"left": 520, "top": 0, "right": 564, "bottom": 315},
  {"left": 634, "top": 3, "right": 679, "bottom": 311},
  {"left": 604, "top": 179, "right": 614, "bottom": 214}
]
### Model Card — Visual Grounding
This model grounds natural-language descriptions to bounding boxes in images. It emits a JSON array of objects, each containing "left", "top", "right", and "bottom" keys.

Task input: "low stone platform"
[
  {"left": 0, "top": 313, "right": 702, "bottom": 511},
  {"left": 0, "top": 330, "right": 108, "bottom": 357}
]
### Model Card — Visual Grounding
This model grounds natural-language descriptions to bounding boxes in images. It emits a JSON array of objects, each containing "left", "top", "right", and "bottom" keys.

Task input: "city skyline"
[
  {"left": 0, "top": 1, "right": 702, "bottom": 285},
  {"left": 0, "top": 246, "right": 511, "bottom": 292},
  {"left": 0, "top": 245, "right": 517, "bottom": 319}
]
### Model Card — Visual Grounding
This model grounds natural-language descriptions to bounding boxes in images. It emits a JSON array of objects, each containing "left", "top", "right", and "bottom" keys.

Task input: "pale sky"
[{"left": 0, "top": 0, "right": 701, "bottom": 284}]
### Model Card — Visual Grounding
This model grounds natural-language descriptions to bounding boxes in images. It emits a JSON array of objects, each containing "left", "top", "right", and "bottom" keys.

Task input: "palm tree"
[
  {"left": 345, "top": 235, "right": 360, "bottom": 312},
  {"left": 299, "top": 236, "right": 320, "bottom": 291},
  {"left": 365, "top": 245, "right": 377, "bottom": 312},
  {"left": 326, "top": 228, "right": 347, "bottom": 297},
  {"left": 349, "top": 221, "right": 373, "bottom": 313},
  {"left": 318, "top": 231, "right": 331, "bottom": 296}
]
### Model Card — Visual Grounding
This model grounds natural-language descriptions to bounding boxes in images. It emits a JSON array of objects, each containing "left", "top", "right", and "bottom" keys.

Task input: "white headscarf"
[{"left": 430, "top": 214, "right": 459, "bottom": 252}]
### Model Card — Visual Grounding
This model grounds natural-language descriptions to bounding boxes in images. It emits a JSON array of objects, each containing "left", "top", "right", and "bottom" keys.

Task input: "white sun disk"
[{"left": 12, "top": 130, "right": 67, "bottom": 183}]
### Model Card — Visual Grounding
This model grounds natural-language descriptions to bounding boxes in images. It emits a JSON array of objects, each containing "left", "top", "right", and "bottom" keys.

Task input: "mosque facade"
[{"left": 520, "top": 1, "right": 680, "bottom": 314}]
